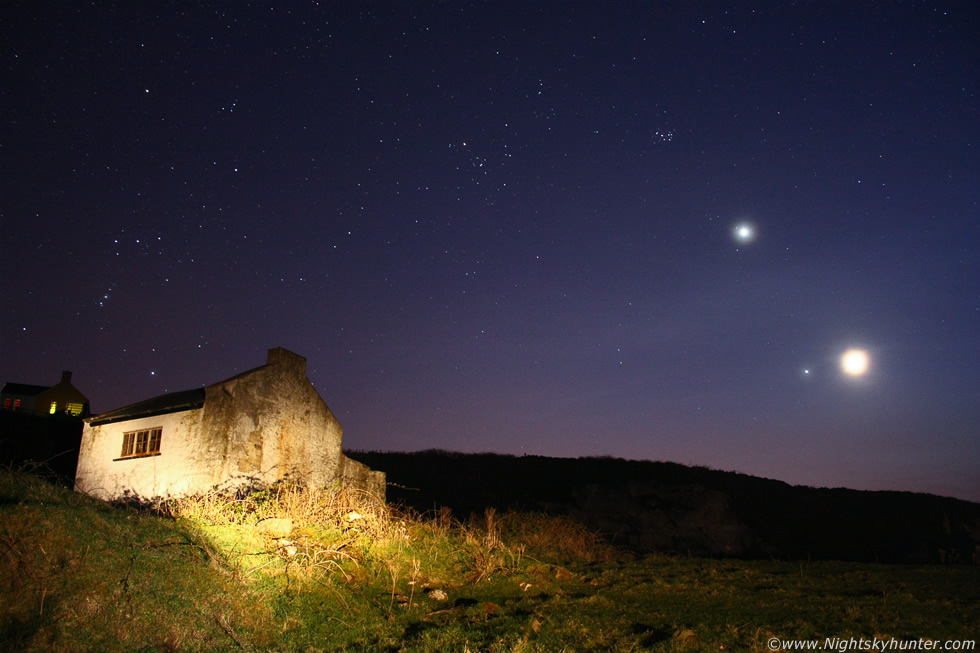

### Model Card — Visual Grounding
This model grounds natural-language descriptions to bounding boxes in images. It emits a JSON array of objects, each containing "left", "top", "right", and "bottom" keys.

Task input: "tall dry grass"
[
  {"left": 166, "top": 479, "right": 619, "bottom": 596},
  {"left": 168, "top": 478, "right": 388, "bottom": 534},
  {"left": 165, "top": 479, "right": 398, "bottom": 592},
  {"left": 500, "top": 511, "right": 621, "bottom": 563}
]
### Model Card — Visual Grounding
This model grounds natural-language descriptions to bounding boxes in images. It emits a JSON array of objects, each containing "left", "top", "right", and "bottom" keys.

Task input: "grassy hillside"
[
  {"left": 1, "top": 469, "right": 977, "bottom": 651},
  {"left": 348, "top": 450, "right": 980, "bottom": 563}
]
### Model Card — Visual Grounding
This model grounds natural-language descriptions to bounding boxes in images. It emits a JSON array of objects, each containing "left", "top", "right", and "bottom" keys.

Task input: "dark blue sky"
[{"left": 3, "top": 1, "right": 978, "bottom": 501}]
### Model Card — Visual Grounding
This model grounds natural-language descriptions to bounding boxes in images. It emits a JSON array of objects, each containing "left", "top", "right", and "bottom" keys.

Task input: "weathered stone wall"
[
  {"left": 202, "top": 348, "right": 345, "bottom": 490},
  {"left": 338, "top": 454, "right": 387, "bottom": 498}
]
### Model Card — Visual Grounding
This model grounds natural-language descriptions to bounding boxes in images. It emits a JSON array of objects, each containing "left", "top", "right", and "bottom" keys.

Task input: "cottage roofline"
[
  {"left": 85, "top": 348, "right": 307, "bottom": 427},
  {"left": 87, "top": 388, "right": 206, "bottom": 426},
  {"left": 1, "top": 382, "right": 50, "bottom": 396}
]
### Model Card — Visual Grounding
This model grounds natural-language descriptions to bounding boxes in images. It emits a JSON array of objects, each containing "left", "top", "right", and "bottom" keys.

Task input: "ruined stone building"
[{"left": 74, "top": 347, "right": 384, "bottom": 501}]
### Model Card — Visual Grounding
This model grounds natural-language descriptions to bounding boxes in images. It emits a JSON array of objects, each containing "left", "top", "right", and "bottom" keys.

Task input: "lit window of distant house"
[
  {"left": 65, "top": 402, "right": 84, "bottom": 416},
  {"left": 120, "top": 428, "right": 162, "bottom": 458},
  {"left": 13, "top": 399, "right": 21, "bottom": 410},
  {"left": 49, "top": 402, "right": 58, "bottom": 414},
  {"left": 2, "top": 398, "right": 9, "bottom": 410}
]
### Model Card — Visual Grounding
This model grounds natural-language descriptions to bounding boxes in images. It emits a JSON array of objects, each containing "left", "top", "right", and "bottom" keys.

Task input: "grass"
[{"left": 1, "top": 468, "right": 977, "bottom": 651}]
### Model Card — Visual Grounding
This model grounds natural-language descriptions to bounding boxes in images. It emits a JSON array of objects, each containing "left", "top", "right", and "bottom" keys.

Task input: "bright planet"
[{"left": 732, "top": 222, "right": 756, "bottom": 244}]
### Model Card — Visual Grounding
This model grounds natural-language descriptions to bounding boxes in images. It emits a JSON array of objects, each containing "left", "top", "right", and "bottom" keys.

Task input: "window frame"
[{"left": 116, "top": 427, "right": 163, "bottom": 460}]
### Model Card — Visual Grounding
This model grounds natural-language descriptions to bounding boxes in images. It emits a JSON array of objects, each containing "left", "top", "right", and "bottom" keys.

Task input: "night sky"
[{"left": 3, "top": 2, "right": 978, "bottom": 501}]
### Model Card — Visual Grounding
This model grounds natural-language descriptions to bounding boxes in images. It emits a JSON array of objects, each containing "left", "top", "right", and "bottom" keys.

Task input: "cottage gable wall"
[{"left": 200, "top": 348, "right": 344, "bottom": 488}]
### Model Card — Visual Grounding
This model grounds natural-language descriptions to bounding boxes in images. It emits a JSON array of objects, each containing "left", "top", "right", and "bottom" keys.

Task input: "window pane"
[
  {"left": 149, "top": 429, "right": 161, "bottom": 453},
  {"left": 121, "top": 433, "right": 135, "bottom": 457}
]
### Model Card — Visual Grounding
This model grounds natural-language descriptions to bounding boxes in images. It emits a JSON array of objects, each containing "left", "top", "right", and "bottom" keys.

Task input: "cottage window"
[
  {"left": 120, "top": 428, "right": 162, "bottom": 458},
  {"left": 66, "top": 402, "right": 84, "bottom": 416},
  {"left": 49, "top": 402, "right": 58, "bottom": 414}
]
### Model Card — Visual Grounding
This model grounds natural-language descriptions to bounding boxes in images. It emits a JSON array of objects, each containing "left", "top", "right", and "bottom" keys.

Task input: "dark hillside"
[
  {"left": 0, "top": 411, "right": 82, "bottom": 484},
  {"left": 347, "top": 450, "right": 980, "bottom": 564}
]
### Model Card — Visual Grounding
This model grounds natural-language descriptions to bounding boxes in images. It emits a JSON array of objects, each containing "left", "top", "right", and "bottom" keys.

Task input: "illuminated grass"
[{"left": 1, "top": 470, "right": 976, "bottom": 651}]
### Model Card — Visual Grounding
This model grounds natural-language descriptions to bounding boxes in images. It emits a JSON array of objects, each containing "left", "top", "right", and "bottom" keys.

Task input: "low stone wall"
[{"left": 338, "top": 454, "right": 386, "bottom": 499}]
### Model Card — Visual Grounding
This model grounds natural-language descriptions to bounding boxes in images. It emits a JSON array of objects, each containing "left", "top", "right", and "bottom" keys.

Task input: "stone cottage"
[
  {"left": 1, "top": 370, "right": 89, "bottom": 416},
  {"left": 74, "top": 347, "right": 384, "bottom": 501}
]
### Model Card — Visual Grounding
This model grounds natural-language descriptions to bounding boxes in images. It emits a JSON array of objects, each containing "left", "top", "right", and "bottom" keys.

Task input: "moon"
[{"left": 840, "top": 348, "right": 870, "bottom": 376}]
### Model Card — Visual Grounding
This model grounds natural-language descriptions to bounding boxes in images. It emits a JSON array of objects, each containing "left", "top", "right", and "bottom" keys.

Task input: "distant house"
[
  {"left": 74, "top": 347, "right": 384, "bottom": 501},
  {"left": 1, "top": 371, "right": 89, "bottom": 417}
]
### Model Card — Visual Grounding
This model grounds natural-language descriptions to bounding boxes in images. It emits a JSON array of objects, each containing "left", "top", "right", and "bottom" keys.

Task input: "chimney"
[{"left": 61, "top": 370, "right": 72, "bottom": 385}]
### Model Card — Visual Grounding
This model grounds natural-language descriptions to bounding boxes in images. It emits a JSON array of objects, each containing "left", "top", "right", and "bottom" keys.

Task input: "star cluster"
[{"left": 2, "top": 2, "right": 978, "bottom": 501}]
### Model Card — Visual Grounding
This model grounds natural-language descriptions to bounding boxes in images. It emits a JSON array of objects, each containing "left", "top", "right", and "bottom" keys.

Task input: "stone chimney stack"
[{"left": 61, "top": 370, "right": 72, "bottom": 385}]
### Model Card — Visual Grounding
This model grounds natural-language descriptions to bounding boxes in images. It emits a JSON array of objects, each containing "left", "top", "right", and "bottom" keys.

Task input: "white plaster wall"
[{"left": 74, "top": 409, "right": 216, "bottom": 501}]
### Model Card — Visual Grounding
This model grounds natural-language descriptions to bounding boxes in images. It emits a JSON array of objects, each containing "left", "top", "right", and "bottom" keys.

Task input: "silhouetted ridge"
[{"left": 346, "top": 450, "right": 980, "bottom": 564}]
